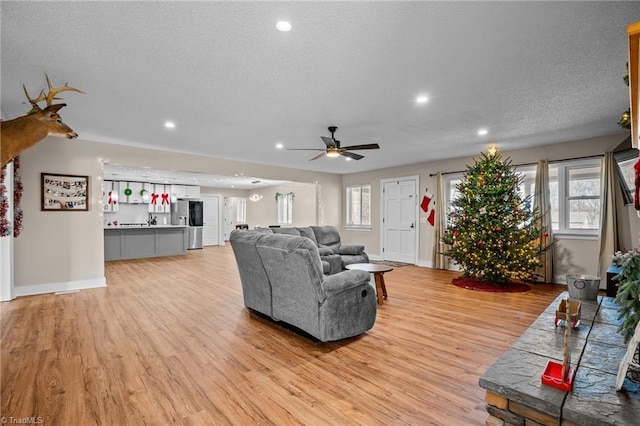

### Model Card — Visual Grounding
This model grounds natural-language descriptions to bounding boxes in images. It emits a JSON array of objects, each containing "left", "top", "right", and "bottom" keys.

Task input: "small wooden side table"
[{"left": 346, "top": 263, "right": 393, "bottom": 306}]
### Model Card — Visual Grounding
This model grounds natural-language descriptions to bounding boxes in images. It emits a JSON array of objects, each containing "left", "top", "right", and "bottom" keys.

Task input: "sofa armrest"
[
  {"left": 318, "top": 247, "right": 335, "bottom": 256},
  {"left": 338, "top": 244, "right": 365, "bottom": 256},
  {"left": 322, "top": 269, "right": 371, "bottom": 298}
]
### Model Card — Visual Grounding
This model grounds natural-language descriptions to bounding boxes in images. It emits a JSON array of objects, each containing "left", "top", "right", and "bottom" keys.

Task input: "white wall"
[
  {"left": 246, "top": 182, "right": 318, "bottom": 228},
  {"left": 9, "top": 132, "right": 636, "bottom": 295},
  {"left": 15, "top": 138, "right": 106, "bottom": 296},
  {"left": 11, "top": 137, "right": 342, "bottom": 296},
  {"left": 341, "top": 134, "right": 633, "bottom": 281}
]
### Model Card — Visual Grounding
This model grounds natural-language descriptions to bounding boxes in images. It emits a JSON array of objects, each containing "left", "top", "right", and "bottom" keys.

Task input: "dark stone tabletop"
[{"left": 479, "top": 292, "right": 640, "bottom": 425}]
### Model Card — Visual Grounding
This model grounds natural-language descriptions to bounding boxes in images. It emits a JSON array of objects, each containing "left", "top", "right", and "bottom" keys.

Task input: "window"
[
  {"left": 615, "top": 149, "right": 637, "bottom": 205},
  {"left": 346, "top": 185, "right": 371, "bottom": 227},
  {"left": 236, "top": 198, "right": 246, "bottom": 223},
  {"left": 276, "top": 192, "right": 293, "bottom": 224},
  {"left": 444, "top": 174, "right": 463, "bottom": 226},
  {"left": 549, "top": 158, "right": 602, "bottom": 235},
  {"left": 444, "top": 166, "right": 536, "bottom": 226}
]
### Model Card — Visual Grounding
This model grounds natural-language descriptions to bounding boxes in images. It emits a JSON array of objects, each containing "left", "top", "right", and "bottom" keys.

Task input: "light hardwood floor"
[{"left": 1, "top": 245, "right": 564, "bottom": 425}]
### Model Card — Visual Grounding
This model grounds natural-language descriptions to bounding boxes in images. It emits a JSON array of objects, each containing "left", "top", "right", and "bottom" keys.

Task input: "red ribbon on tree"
[
  {"left": 151, "top": 193, "right": 159, "bottom": 205},
  {"left": 161, "top": 193, "right": 170, "bottom": 205}
]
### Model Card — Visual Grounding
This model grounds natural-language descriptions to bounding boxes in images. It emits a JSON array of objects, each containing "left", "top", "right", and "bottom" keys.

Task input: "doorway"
[
  {"left": 380, "top": 176, "right": 419, "bottom": 264},
  {"left": 201, "top": 194, "right": 221, "bottom": 246}
]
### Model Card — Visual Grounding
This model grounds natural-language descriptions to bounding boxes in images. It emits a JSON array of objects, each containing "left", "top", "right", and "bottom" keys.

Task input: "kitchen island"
[{"left": 104, "top": 225, "right": 189, "bottom": 261}]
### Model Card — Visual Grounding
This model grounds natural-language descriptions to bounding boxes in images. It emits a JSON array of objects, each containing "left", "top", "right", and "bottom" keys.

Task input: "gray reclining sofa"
[
  {"left": 260, "top": 225, "right": 369, "bottom": 275},
  {"left": 230, "top": 229, "right": 377, "bottom": 342}
]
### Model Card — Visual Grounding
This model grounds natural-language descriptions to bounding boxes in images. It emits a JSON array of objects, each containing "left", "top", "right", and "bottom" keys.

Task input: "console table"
[{"left": 479, "top": 292, "right": 640, "bottom": 425}]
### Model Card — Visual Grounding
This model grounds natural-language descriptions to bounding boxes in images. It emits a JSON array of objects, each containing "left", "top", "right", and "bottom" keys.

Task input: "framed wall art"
[{"left": 41, "top": 173, "right": 89, "bottom": 211}]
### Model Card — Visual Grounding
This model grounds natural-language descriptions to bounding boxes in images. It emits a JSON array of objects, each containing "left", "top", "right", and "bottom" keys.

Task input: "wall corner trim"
[{"left": 13, "top": 277, "right": 107, "bottom": 298}]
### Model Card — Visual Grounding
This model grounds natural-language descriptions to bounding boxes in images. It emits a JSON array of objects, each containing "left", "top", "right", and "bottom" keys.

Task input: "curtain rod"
[{"left": 428, "top": 153, "right": 604, "bottom": 177}]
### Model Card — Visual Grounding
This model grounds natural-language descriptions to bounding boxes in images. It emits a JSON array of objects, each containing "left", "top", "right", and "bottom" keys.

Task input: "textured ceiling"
[{"left": 1, "top": 1, "right": 637, "bottom": 176}]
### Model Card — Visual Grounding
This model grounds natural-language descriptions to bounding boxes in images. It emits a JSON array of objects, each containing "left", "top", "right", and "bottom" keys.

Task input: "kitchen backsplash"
[{"left": 104, "top": 204, "right": 170, "bottom": 225}]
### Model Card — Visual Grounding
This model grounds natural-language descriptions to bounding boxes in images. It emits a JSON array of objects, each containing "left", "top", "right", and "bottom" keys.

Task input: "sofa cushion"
[
  {"left": 229, "top": 230, "right": 273, "bottom": 316},
  {"left": 297, "top": 226, "right": 318, "bottom": 246},
  {"left": 338, "top": 244, "right": 366, "bottom": 256},
  {"left": 271, "top": 227, "right": 301, "bottom": 236},
  {"left": 254, "top": 227, "right": 274, "bottom": 233},
  {"left": 311, "top": 226, "right": 342, "bottom": 252},
  {"left": 317, "top": 247, "right": 335, "bottom": 256}
]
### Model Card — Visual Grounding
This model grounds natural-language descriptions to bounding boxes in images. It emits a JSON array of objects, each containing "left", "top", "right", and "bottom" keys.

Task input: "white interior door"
[
  {"left": 202, "top": 195, "right": 220, "bottom": 246},
  {"left": 224, "top": 198, "right": 234, "bottom": 241},
  {"left": 382, "top": 177, "right": 418, "bottom": 263}
]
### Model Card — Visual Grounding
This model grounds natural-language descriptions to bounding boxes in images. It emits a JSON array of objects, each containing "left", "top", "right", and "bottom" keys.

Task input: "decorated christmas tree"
[{"left": 442, "top": 150, "right": 548, "bottom": 285}]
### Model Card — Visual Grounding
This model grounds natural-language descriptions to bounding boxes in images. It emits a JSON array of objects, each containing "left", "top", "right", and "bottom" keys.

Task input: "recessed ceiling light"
[
  {"left": 416, "top": 95, "right": 429, "bottom": 104},
  {"left": 164, "top": 121, "right": 176, "bottom": 129},
  {"left": 275, "top": 142, "right": 284, "bottom": 150},
  {"left": 478, "top": 129, "right": 489, "bottom": 136},
  {"left": 276, "top": 21, "right": 291, "bottom": 32},
  {"left": 345, "top": 157, "right": 352, "bottom": 161}
]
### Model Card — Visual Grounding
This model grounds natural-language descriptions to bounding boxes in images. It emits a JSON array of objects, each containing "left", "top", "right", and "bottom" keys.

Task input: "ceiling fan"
[{"left": 287, "top": 126, "right": 380, "bottom": 160}]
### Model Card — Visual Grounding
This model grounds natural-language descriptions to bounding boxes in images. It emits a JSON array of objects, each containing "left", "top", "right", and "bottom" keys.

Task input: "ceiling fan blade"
[
  {"left": 341, "top": 151, "right": 364, "bottom": 160},
  {"left": 309, "top": 152, "right": 327, "bottom": 161},
  {"left": 321, "top": 136, "right": 337, "bottom": 148},
  {"left": 341, "top": 143, "right": 380, "bottom": 151},
  {"left": 286, "top": 148, "right": 325, "bottom": 151}
]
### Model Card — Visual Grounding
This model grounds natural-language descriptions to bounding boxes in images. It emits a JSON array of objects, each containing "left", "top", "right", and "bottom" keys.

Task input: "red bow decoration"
[
  {"left": 151, "top": 193, "right": 159, "bottom": 205},
  {"left": 107, "top": 191, "right": 116, "bottom": 205},
  {"left": 161, "top": 193, "right": 170, "bottom": 205}
]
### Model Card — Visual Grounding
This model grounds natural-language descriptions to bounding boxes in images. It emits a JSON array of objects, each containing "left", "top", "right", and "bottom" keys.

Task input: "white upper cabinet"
[
  {"left": 150, "top": 184, "right": 170, "bottom": 213},
  {"left": 128, "top": 182, "right": 144, "bottom": 203},
  {"left": 171, "top": 185, "right": 200, "bottom": 199},
  {"left": 103, "top": 180, "right": 119, "bottom": 212}
]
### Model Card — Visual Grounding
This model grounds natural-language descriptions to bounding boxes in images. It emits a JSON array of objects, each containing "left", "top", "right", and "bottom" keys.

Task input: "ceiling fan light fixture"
[{"left": 326, "top": 151, "right": 340, "bottom": 158}]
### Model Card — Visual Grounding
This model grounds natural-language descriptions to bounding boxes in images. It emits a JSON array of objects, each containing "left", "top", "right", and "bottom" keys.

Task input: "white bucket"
[{"left": 566, "top": 275, "right": 600, "bottom": 300}]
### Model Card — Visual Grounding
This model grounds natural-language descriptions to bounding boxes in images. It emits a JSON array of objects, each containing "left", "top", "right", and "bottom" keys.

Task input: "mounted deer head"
[{"left": 1, "top": 74, "right": 84, "bottom": 168}]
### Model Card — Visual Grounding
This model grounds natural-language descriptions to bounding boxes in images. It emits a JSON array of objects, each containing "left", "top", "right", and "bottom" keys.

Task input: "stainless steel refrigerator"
[{"left": 171, "top": 200, "right": 203, "bottom": 249}]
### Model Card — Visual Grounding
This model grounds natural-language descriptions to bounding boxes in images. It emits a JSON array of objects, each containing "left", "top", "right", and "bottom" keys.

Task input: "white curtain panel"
[
  {"left": 534, "top": 159, "right": 554, "bottom": 283},
  {"left": 598, "top": 152, "right": 618, "bottom": 277},
  {"left": 432, "top": 173, "right": 449, "bottom": 270}
]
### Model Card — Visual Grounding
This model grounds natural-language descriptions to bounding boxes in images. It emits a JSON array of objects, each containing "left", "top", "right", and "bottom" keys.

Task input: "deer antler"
[
  {"left": 44, "top": 74, "right": 85, "bottom": 106},
  {"left": 22, "top": 85, "right": 47, "bottom": 111}
]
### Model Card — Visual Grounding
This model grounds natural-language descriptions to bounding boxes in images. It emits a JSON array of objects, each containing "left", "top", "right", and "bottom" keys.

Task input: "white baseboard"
[
  {"left": 417, "top": 259, "right": 433, "bottom": 268},
  {"left": 14, "top": 276, "right": 107, "bottom": 298}
]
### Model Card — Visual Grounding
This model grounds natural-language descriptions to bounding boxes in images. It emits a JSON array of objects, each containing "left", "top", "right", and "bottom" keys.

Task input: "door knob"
[{"left": 410, "top": 223, "right": 415, "bottom": 229}]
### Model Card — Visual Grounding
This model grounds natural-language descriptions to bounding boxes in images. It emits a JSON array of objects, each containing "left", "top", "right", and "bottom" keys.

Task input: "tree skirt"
[{"left": 452, "top": 277, "right": 531, "bottom": 293}]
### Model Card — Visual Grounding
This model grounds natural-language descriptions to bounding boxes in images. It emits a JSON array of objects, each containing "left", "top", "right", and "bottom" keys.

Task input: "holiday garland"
[
  {"left": 13, "top": 156, "right": 23, "bottom": 237},
  {"left": 619, "top": 62, "right": 631, "bottom": 129},
  {"left": 0, "top": 156, "right": 24, "bottom": 237},
  {"left": 0, "top": 166, "right": 9, "bottom": 237}
]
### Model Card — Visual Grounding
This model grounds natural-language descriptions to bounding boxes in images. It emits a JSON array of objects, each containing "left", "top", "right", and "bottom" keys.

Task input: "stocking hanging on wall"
[{"left": 420, "top": 189, "right": 435, "bottom": 226}]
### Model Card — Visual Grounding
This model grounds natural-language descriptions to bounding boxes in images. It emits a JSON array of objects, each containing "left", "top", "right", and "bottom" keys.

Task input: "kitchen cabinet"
[
  {"left": 128, "top": 182, "right": 144, "bottom": 203},
  {"left": 170, "top": 184, "right": 200, "bottom": 199},
  {"left": 104, "top": 226, "right": 188, "bottom": 260},
  {"left": 150, "top": 184, "right": 171, "bottom": 213},
  {"left": 103, "top": 180, "right": 119, "bottom": 212},
  {"left": 119, "top": 181, "right": 145, "bottom": 204}
]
